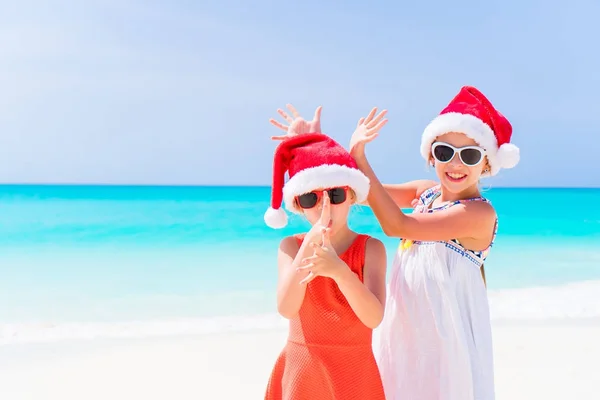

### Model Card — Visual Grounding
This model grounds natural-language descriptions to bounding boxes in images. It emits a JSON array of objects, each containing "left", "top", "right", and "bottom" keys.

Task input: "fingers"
[
  {"left": 366, "top": 109, "right": 388, "bottom": 129},
  {"left": 310, "top": 241, "right": 327, "bottom": 254},
  {"left": 300, "top": 255, "right": 318, "bottom": 265},
  {"left": 296, "top": 257, "right": 319, "bottom": 285},
  {"left": 321, "top": 227, "right": 332, "bottom": 247},
  {"left": 299, "top": 271, "right": 317, "bottom": 285},
  {"left": 269, "top": 118, "right": 289, "bottom": 132},
  {"left": 363, "top": 107, "right": 378, "bottom": 124},
  {"left": 367, "top": 118, "right": 388, "bottom": 134},
  {"left": 356, "top": 117, "right": 365, "bottom": 129},
  {"left": 313, "top": 105, "right": 323, "bottom": 122},
  {"left": 319, "top": 191, "right": 331, "bottom": 226},
  {"left": 271, "top": 135, "right": 289, "bottom": 141},
  {"left": 277, "top": 108, "right": 294, "bottom": 123},
  {"left": 297, "top": 262, "right": 316, "bottom": 271},
  {"left": 299, "top": 246, "right": 325, "bottom": 270},
  {"left": 286, "top": 104, "right": 300, "bottom": 119}
]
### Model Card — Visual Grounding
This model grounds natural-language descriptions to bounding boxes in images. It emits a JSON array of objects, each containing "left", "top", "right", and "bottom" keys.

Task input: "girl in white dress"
[{"left": 349, "top": 86, "right": 521, "bottom": 400}]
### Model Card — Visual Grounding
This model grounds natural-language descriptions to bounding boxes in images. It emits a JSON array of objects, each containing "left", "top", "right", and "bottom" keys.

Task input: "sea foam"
[{"left": 1, "top": 281, "right": 599, "bottom": 346}]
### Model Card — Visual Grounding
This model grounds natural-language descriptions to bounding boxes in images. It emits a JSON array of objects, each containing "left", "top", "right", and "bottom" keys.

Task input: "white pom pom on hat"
[
  {"left": 264, "top": 206, "right": 288, "bottom": 229},
  {"left": 496, "top": 142, "right": 520, "bottom": 169}
]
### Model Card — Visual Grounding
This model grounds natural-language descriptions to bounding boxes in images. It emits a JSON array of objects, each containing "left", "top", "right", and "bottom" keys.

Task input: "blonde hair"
[{"left": 348, "top": 188, "right": 357, "bottom": 203}]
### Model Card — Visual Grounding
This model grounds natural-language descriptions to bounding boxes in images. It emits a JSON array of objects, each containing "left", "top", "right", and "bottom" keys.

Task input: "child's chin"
[
  {"left": 442, "top": 177, "right": 471, "bottom": 192},
  {"left": 329, "top": 222, "right": 345, "bottom": 235}
]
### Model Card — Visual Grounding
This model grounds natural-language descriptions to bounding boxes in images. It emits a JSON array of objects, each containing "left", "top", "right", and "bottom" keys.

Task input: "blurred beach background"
[{"left": 1, "top": 1, "right": 600, "bottom": 399}]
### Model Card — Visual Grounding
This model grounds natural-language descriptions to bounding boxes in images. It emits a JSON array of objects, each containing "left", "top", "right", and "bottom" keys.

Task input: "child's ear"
[{"left": 349, "top": 189, "right": 357, "bottom": 203}]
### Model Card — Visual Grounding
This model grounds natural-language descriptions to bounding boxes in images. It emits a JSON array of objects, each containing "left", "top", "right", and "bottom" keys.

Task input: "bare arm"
[
  {"left": 276, "top": 236, "right": 315, "bottom": 319},
  {"left": 359, "top": 180, "right": 437, "bottom": 208},
  {"left": 355, "top": 156, "right": 496, "bottom": 247},
  {"left": 383, "top": 180, "right": 438, "bottom": 208},
  {"left": 335, "top": 238, "right": 387, "bottom": 329}
]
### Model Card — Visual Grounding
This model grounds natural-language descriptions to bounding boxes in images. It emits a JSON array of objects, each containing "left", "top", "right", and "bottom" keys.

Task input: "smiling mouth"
[{"left": 445, "top": 172, "right": 467, "bottom": 182}]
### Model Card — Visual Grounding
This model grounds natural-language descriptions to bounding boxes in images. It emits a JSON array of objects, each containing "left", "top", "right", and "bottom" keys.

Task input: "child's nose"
[{"left": 449, "top": 154, "right": 463, "bottom": 167}]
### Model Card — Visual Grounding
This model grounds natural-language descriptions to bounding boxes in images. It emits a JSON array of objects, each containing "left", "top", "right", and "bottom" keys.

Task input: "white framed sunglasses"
[{"left": 431, "top": 142, "right": 486, "bottom": 167}]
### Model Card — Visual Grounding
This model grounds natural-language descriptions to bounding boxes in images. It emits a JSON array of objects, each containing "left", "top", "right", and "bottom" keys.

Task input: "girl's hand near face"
[{"left": 297, "top": 227, "right": 351, "bottom": 285}]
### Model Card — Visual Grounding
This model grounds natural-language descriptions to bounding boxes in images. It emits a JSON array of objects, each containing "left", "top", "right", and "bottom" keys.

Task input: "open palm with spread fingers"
[
  {"left": 269, "top": 104, "right": 323, "bottom": 141},
  {"left": 349, "top": 107, "right": 388, "bottom": 157}
]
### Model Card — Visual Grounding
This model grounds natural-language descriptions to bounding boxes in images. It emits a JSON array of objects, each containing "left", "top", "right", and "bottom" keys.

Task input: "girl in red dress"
[{"left": 262, "top": 105, "right": 388, "bottom": 400}]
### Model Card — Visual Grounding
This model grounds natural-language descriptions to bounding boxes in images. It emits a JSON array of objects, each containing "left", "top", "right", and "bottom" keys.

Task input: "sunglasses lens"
[
  {"left": 297, "top": 192, "right": 318, "bottom": 209},
  {"left": 297, "top": 188, "right": 348, "bottom": 209},
  {"left": 433, "top": 144, "right": 455, "bottom": 162},
  {"left": 329, "top": 188, "right": 347, "bottom": 205},
  {"left": 460, "top": 148, "right": 483, "bottom": 166}
]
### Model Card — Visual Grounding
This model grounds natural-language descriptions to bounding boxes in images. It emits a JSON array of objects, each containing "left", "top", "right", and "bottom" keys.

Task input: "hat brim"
[{"left": 282, "top": 164, "right": 370, "bottom": 214}]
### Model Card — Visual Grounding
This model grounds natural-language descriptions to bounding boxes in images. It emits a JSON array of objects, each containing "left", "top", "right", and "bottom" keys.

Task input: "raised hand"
[
  {"left": 294, "top": 191, "right": 333, "bottom": 284},
  {"left": 269, "top": 104, "right": 323, "bottom": 141},
  {"left": 303, "top": 190, "right": 332, "bottom": 246},
  {"left": 297, "top": 226, "right": 350, "bottom": 285},
  {"left": 349, "top": 107, "right": 388, "bottom": 157}
]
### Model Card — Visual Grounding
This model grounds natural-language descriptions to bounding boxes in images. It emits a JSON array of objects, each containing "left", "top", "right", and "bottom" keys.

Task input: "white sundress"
[{"left": 373, "top": 185, "right": 498, "bottom": 400}]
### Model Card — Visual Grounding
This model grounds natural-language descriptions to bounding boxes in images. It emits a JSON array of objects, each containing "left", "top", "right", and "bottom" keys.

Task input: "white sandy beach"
[
  {"left": 1, "top": 281, "right": 599, "bottom": 399},
  {"left": 0, "top": 320, "right": 598, "bottom": 399}
]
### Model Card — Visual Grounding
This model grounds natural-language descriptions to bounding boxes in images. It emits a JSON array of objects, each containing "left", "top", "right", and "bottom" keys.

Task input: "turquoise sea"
[{"left": 1, "top": 185, "right": 599, "bottom": 344}]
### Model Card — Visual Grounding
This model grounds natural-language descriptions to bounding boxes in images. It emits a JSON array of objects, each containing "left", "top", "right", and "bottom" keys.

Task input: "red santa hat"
[
  {"left": 264, "top": 133, "right": 370, "bottom": 229},
  {"left": 420, "top": 85, "right": 519, "bottom": 176}
]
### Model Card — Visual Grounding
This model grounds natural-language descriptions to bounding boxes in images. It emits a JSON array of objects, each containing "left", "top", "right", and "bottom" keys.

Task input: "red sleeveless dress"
[{"left": 265, "top": 233, "right": 386, "bottom": 400}]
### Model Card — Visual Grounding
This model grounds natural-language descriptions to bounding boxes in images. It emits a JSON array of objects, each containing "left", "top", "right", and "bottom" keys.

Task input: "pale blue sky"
[{"left": 0, "top": 0, "right": 598, "bottom": 187}]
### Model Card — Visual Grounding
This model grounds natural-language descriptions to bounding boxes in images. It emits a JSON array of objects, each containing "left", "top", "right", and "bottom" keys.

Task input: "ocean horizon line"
[{"left": 0, "top": 183, "right": 598, "bottom": 190}]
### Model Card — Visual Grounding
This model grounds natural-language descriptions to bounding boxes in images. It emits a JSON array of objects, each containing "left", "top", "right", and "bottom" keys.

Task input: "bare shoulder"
[
  {"left": 278, "top": 235, "right": 300, "bottom": 257},
  {"left": 457, "top": 201, "right": 497, "bottom": 249},
  {"left": 462, "top": 199, "right": 497, "bottom": 222},
  {"left": 365, "top": 237, "right": 387, "bottom": 261}
]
